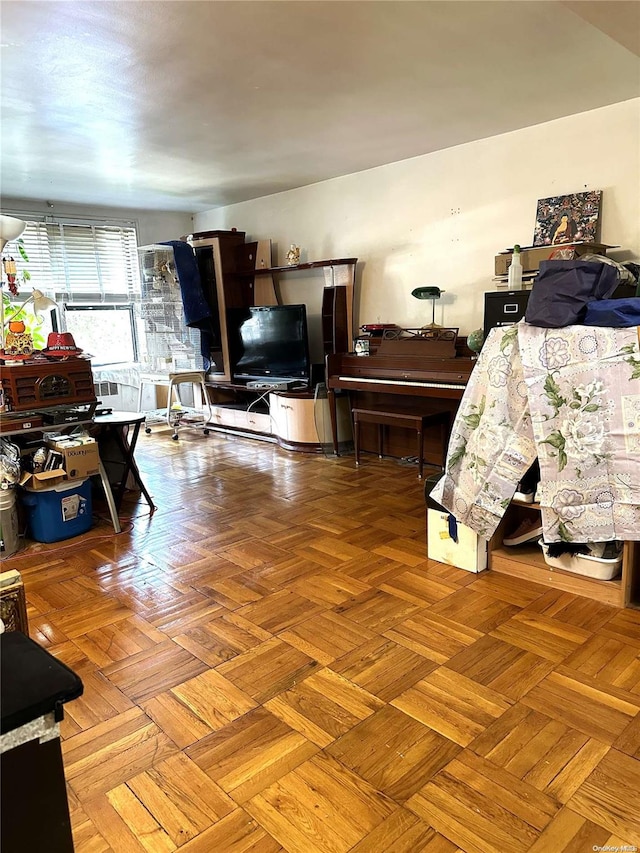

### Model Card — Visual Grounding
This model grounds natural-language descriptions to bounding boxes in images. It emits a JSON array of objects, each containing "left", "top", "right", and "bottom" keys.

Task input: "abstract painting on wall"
[{"left": 533, "top": 190, "right": 602, "bottom": 247}]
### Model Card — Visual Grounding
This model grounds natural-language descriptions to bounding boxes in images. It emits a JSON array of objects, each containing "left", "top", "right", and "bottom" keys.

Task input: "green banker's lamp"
[{"left": 411, "top": 286, "right": 445, "bottom": 328}]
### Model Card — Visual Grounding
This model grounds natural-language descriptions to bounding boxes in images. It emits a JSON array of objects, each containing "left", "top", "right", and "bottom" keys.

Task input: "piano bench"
[{"left": 352, "top": 407, "right": 451, "bottom": 479}]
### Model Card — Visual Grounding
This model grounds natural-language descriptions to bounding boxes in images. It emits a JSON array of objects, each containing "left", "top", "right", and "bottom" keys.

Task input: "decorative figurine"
[
  {"left": 2, "top": 256, "right": 18, "bottom": 296},
  {"left": 286, "top": 244, "right": 301, "bottom": 266},
  {"left": 4, "top": 320, "right": 33, "bottom": 355}
]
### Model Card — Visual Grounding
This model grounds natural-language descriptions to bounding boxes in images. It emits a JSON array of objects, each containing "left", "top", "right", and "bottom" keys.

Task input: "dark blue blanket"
[{"left": 161, "top": 240, "right": 212, "bottom": 369}]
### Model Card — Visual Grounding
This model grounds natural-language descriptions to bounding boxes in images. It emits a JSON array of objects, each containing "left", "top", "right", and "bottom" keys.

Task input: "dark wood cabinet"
[
  {"left": 189, "top": 231, "right": 356, "bottom": 382},
  {"left": 191, "top": 231, "right": 277, "bottom": 381}
]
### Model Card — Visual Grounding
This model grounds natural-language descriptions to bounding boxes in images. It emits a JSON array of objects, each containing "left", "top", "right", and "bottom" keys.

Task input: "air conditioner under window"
[{"left": 94, "top": 381, "right": 119, "bottom": 398}]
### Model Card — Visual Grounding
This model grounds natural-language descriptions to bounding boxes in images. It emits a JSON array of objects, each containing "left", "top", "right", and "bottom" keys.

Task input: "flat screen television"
[{"left": 227, "top": 304, "right": 311, "bottom": 385}]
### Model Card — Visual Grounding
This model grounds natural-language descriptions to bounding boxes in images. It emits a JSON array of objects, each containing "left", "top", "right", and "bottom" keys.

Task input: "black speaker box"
[{"left": 311, "top": 362, "right": 325, "bottom": 387}]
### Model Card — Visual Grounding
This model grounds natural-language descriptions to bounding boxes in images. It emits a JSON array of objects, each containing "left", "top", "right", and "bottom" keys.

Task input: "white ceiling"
[{"left": 1, "top": 1, "right": 639, "bottom": 212}]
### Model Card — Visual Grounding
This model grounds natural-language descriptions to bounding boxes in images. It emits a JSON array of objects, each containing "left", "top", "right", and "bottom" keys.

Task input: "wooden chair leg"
[
  {"left": 354, "top": 417, "right": 361, "bottom": 466},
  {"left": 378, "top": 424, "right": 384, "bottom": 458},
  {"left": 418, "top": 427, "right": 424, "bottom": 479}
]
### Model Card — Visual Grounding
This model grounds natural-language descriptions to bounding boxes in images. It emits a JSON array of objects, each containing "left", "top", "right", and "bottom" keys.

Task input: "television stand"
[
  {"left": 203, "top": 380, "right": 352, "bottom": 451},
  {"left": 204, "top": 381, "right": 272, "bottom": 437}
]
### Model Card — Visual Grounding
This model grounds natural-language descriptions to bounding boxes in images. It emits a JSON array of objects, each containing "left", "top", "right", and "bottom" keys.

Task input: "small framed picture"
[
  {"left": 533, "top": 191, "right": 602, "bottom": 247},
  {"left": 354, "top": 337, "right": 370, "bottom": 356}
]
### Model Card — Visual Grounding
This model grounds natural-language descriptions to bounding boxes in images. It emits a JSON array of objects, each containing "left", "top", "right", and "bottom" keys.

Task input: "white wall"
[
  {"left": 194, "top": 99, "right": 640, "bottom": 337},
  {"left": 0, "top": 198, "right": 193, "bottom": 248}
]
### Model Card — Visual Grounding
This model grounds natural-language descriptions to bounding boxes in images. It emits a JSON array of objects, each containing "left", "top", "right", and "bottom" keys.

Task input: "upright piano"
[{"left": 325, "top": 331, "right": 476, "bottom": 458}]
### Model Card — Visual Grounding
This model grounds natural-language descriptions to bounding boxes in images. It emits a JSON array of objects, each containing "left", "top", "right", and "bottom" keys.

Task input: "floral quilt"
[{"left": 430, "top": 321, "right": 640, "bottom": 542}]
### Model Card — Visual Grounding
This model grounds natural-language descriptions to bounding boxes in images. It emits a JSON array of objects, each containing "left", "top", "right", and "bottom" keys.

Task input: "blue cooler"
[{"left": 21, "top": 479, "right": 92, "bottom": 543}]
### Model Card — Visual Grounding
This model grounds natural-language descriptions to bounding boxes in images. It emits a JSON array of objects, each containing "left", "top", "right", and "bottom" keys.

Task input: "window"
[
  {"left": 5, "top": 215, "right": 141, "bottom": 365},
  {"left": 64, "top": 305, "right": 138, "bottom": 365}
]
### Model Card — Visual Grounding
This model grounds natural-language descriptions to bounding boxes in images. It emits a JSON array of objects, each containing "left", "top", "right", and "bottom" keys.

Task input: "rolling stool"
[
  {"left": 137, "top": 373, "right": 171, "bottom": 429},
  {"left": 163, "top": 371, "right": 212, "bottom": 440}
]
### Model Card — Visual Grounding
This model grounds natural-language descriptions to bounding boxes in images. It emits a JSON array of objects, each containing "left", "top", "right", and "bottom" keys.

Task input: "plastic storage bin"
[
  {"left": 20, "top": 479, "right": 92, "bottom": 543},
  {"left": 538, "top": 540, "right": 622, "bottom": 580}
]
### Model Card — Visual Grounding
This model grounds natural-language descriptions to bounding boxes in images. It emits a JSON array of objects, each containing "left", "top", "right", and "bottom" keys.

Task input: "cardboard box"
[
  {"left": 20, "top": 437, "right": 100, "bottom": 490},
  {"left": 20, "top": 470, "right": 68, "bottom": 491},
  {"left": 427, "top": 508, "right": 487, "bottom": 573},
  {"left": 48, "top": 439, "right": 100, "bottom": 479},
  {"left": 494, "top": 242, "right": 614, "bottom": 276}
]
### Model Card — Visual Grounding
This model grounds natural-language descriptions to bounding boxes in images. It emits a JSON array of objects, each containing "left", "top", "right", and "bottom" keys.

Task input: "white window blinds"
[{"left": 10, "top": 219, "right": 141, "bottom": 303}]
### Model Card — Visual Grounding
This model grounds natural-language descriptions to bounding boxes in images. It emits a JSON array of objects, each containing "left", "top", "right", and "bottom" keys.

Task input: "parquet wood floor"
[{"left": 7, "top": 429, "right": 640, "bottom": 852}]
